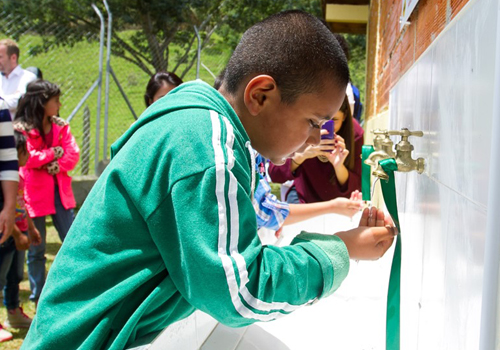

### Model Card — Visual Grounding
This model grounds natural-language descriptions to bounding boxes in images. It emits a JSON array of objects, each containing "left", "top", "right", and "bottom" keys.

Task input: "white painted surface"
[
  {"left": 387, "top": 0, "right": 497, "bottom": 348},
  {"left": 127, "top": 311, "right": 218, "bottom": 350}
]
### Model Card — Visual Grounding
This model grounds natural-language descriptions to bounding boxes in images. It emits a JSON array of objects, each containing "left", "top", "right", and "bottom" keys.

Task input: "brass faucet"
[
  {"left": 368, "top": 128, "right": 425, "bottom": 179},
  {"left": 364, "top": 130, "right": 396, "bottom": 180},
  {"left": 389, "top": 128, "right": 425, "bottom": 175},
  {"left": 372, "top": 129, "right": 387, "bottom": 151}
]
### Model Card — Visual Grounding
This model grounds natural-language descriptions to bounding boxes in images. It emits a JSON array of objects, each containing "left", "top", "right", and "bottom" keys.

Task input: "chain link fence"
[{"left": 0, "top": 8, "right": 232, "bottom": 177}]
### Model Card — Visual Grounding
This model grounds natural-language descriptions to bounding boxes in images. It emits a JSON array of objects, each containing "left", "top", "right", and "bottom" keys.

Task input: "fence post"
[{"left": 81, "top": 105, "right": 91, "bottom": 175}]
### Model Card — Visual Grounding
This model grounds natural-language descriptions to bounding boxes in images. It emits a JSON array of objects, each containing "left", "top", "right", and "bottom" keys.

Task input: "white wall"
[{"left": 380, "top": 0, "right": 498, "bottom": 348}]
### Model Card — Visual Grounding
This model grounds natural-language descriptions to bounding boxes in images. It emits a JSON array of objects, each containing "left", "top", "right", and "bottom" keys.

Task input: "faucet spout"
[
  {"left": 372, "top": 162, "right": 389, "bottom": 180},
  {"left": 364, "top": 131, "right": 396, "bottom": 179}
]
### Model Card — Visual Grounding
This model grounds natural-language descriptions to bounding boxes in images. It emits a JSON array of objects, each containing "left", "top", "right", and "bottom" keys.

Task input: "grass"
[
  {"left": 10, "top": 31, "right": 232, "bottom": 177},
  {"left": 0, "top": 223, "right": 61, "bottom": 350}
]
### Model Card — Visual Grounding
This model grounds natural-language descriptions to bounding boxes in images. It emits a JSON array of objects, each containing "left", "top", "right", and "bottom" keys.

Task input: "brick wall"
[{"left": 366, "top": 0, "right": 470, "bottom": 119}]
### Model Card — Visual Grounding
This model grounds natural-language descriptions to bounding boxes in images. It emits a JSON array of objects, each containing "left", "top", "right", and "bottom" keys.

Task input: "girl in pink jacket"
[{"left": 14, "top": 80, "right": 79, "bottom": 304}]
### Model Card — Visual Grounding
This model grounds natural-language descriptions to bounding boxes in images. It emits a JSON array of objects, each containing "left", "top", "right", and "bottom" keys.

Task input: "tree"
[{"left": 1, "top": 0, "right": 322, "bottom": 78}]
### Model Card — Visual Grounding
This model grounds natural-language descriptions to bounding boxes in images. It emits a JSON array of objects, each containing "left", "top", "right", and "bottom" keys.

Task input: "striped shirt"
[
  {"left": 253, "top": 153, "right": 289, "bottom": 231},
  {"left": 0, "top": 99, "right": 19, "bottom": 182}
]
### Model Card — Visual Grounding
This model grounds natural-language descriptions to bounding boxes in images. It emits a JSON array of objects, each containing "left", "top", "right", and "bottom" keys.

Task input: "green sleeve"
[
  {"left": 290, "top": 233, "right": 350, "bottom": 298},
  {"left": 147, "top": 166, "right": 350, "bottom": 327}
]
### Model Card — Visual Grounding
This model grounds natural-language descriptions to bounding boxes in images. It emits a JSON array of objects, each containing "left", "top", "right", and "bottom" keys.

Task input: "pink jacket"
[{"left": 16, "top": 117, "right": 80, "bottom": 218}]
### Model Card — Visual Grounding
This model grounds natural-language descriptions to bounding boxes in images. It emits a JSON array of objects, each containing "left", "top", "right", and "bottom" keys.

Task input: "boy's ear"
[{"left": 243, "top": 75, "right": 279, "bottom": 116}]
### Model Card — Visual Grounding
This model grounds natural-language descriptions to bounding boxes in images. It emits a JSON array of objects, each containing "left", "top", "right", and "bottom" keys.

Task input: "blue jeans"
[
  {"left": 0, "top": 235, "right": 25, "bottom": 310},
  {"left": 285, "top": 187, "right": 300, "bottom": 204},
  {"left": 28, "top": 186, "right": 74, "bottom": 301}
]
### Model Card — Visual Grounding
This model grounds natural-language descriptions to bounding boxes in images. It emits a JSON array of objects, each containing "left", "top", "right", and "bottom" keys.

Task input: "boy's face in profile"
[{"left": 249, "top": 79, "right": 345, "bottom": 165}]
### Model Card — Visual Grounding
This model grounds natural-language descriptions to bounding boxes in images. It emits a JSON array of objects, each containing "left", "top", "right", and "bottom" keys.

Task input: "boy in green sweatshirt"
[{"left": 22, "top": 10, "right": 395, "bottom": 350}]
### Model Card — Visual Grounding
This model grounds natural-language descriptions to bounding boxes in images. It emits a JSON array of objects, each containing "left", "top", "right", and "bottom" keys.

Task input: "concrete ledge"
[{"left": 72, "top": 175, "right": 98, "bottom": 207}]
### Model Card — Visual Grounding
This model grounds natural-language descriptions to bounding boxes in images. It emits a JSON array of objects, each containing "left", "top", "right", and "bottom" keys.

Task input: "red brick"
[
  {"left": 451, "top": 0, "right": 469, "bottom": 19},
  {"left": 415, "top": 0, "right": 447, "bottom": 57},
  {"left": 400, "top": 23, "right": 415, "bottom": 76}
]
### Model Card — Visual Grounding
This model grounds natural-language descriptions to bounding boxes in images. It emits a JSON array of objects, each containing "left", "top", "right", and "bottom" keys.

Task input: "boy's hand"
[
  {"left": 0, "top": 208, "right": 14, "bottom": 244},
  {"left": 329, "top": 197, "right": 363, "bottom": 218},
  {"left": 28, "top": 227, "right": 42, "bottom": 246},
  {"left": 13, "top": 232, "right": 30, "bottom": 251},
  {"left": 335, "top": 207, "right": 396, "bottom": 260}
]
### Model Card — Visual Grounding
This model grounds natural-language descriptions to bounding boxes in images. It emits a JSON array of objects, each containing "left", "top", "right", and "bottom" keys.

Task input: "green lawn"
[{"left": 13, "top": 32, "right": 232, "bottom": 176}]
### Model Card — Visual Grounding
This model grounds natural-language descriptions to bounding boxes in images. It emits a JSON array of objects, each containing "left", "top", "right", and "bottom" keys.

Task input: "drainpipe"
[{"left": 479, "top": 1, "right": 500, "bottom": 349}]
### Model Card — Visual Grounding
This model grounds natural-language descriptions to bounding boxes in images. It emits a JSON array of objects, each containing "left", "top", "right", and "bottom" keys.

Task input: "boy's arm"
[
  {"left": 253, "top": 178, "right": 290, "bottom": 231},
  {"left": 0, "top": 180, "right": 17, "bottom": 244},
  {"left": 26, "top": 216, "right": 41, "bottom": 246},
  {"left": 285, "top": 196, "right": 363, "bottom": 225},
  {"left": 149, "top": 167, "right": 351, "bottom": 327},
  {"left": 11, "top": 224, "right": 30, "bottom": 250}
]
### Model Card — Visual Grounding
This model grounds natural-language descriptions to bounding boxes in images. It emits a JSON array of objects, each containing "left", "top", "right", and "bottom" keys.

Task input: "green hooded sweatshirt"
[{"left": 21, "top": 81, "right": 350, "bottom": 350}]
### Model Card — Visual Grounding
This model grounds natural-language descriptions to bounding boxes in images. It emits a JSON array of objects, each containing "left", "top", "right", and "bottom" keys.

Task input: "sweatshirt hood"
[{"left": 111, "top": 80, "right": 250, "bottom": 158}]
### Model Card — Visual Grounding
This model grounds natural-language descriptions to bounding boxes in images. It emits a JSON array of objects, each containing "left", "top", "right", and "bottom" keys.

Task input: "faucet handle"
[
  {"left": 370, "top": 129, "right": 389, "bottom": 151},
  {"left": 388, "top": 128, "right": 423, "bottom": 139},
  {"left": 371, "top": 129, "right": 388, "bottom": 135}
]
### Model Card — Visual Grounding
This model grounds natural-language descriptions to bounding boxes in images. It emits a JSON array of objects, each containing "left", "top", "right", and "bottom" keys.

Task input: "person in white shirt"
[{"left": 0, "top": 39, "right": 37, "bottom": 119}]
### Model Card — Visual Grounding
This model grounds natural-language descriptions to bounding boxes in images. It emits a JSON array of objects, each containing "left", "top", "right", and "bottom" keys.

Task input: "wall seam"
[{"left": 426, "top": 175, "right": 488, "bottom": 213}]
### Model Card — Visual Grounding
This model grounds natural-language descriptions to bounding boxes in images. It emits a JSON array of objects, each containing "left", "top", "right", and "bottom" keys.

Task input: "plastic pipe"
[{"left": 479, "top": 1, "right": 500, "bottom": 349}]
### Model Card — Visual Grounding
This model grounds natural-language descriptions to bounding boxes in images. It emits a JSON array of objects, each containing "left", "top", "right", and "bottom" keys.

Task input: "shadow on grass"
[
  {"left": 10, "top": 328, "right": 29, "bottom": 340},
  {"left": 46, "top": 242, "right": 62, "bottom": 256},
  {"left": 19, "top": 289, "right": 31, "bottom": 300}
]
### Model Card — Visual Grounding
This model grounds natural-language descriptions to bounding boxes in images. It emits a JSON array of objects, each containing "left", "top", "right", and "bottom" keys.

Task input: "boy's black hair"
[
  {"left": 222, "top": 10, "right": 349, "bottom": 104},
  {"left": 13, "top": 129, "right": 27, "bottom": 153},
  {"left": 214, "top": 68, "right": 225, "bottom": 90},
  {"left": 333, "top": 34, "right": 350, "bottom": 62}
]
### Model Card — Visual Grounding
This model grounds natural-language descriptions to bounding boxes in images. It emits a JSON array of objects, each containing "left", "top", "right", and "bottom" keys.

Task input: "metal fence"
[{"left": 0, "top": 5, "right": 231, "bottom": 176}]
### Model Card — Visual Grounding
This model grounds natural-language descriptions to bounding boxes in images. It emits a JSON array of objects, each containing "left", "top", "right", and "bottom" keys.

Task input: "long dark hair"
[
  {"left": 336, "top": 95, "right": 355, "bottom": 170},
  {"left": 144, "top": 71, "right": 183, "bottom": 107},
  {"left": 15, "top": 80, "right": 61, "bottom": 142}
]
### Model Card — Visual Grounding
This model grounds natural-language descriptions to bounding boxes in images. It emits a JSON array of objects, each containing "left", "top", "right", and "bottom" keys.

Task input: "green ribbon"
[
  {"left": 361, "top": 145, "right": 375, "bottom": 201},
  {"left": 379, "top": 158, "right": 401, "bottom": 350}
]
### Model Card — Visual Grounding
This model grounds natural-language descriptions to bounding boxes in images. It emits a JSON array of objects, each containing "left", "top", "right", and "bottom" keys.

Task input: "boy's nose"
[{"left": 306, "top": 129, "right": 321, "bottom": 146}]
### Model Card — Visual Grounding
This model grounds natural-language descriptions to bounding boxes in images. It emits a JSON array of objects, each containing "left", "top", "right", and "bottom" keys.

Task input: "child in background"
[
  {"left": 14, "top": 80, "right": 79, "bottom": 307},
  {"left": 22, "top": 11, "right": 395, "bottom": 349},
  {"left": 3, "top": 130, "right": 41, "bottom": 330},
  {"left": 144, "top": 71, "right": 183, "bottom": 107}
]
